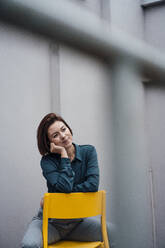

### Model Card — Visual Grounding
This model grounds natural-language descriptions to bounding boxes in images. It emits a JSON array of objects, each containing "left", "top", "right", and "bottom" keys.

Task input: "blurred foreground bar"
[{"left": 0, "top": 0, "right": 165, "bottom": 80}]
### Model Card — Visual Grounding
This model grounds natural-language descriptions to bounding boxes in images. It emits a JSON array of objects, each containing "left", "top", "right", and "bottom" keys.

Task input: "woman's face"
[{"left": 47, "top": 121, "right": 73, "bottom": 149}]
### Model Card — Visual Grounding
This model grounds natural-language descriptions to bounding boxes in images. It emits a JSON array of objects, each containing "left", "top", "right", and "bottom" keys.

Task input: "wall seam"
[{"left": 49, "top": 42, "right": 61, "bottom": 114}]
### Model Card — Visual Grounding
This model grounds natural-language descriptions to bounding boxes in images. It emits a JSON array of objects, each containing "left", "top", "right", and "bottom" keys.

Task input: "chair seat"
[{"left": 48, "top": 240, "right": 104, "bottom": 248}]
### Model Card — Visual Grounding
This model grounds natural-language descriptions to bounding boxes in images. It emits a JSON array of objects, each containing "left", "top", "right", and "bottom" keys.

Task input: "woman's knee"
[
  {"left": 21, "top": 219, "right": 43, "bottom": 248},
  {"left": 21, "top": 218, "right": 61, "bottom": 248},
  {"left": 21, "top": 230, "right": 43, "bottom": 248},
  {"left": 21, "top": 239, "right": 42, "bottom": 248}
]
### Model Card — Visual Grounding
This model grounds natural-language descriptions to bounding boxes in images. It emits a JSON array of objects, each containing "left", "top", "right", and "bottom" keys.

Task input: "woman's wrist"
[{"left": 61, "top": 148, "right": 68, "bottom": 158}]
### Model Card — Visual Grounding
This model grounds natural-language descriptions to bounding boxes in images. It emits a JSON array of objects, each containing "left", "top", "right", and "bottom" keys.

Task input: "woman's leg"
[
  {"left": 21, "top": 217, "right": 61, "bottom": 248},
  {"left": 65, "top": 217, "right": 116, "bottom": 248}
]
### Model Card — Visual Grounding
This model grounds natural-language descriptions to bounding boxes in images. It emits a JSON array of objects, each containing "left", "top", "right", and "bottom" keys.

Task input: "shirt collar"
[{"left": 73, "top": 143, "right": 82, "bottom": 161}]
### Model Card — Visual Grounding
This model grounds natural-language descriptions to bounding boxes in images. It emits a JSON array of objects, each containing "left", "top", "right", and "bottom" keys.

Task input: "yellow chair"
[{"left": 43, "top": 190, "right": 110, "bottom": 248}]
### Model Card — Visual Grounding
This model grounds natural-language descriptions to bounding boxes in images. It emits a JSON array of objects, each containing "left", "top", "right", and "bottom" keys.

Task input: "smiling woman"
[
  {"left": 21, "top": 113, "right": 114, "bottom": 248},
  {"left": 48, "top": 121, "right": 75, "bottom": 161},
  {"left": 37, "top": 113, "right": 73, "bottom": 157}
]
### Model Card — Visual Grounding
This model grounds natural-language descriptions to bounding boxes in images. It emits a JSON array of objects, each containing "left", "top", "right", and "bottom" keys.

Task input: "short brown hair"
[{"left": 37, "top": 113, "right": 73, "bottom": 156}]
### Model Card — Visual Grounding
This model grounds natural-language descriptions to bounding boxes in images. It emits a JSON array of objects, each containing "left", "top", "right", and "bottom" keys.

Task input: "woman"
[{"left": 21, "top": 113, "right": 114, "bottom": 248}]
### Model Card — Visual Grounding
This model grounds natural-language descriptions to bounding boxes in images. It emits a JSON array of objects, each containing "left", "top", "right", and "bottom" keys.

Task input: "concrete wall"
[
  {"left": 1, "top": 0, "right": 165, "bottom": 248},
  {"left": 110, "top": 0, "right": 144, "bottom": 39},
  {"left": 144, "top": 4, "right": 165, "bottom": 248},
  {"left": 145, "top": 83, "right": 165, "bottom": 248},
  {"left": 144, "top": 4, "right": 165, "bottom": 51},
  {"left": 109, "top": 1, "right": 154, "bottom": 248},
  {"left": 0, "top": 23, "right": 50, "bottom": 247},
  {"left": 59, "top": 46, "right": 113, "bottom": 220},
  {"left": 0, "top": 14, "right": 113, "bottom": 248}
]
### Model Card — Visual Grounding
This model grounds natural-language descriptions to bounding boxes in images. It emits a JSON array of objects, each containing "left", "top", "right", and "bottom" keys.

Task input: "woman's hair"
[{"left": 37, "top": 113, "right": 73, "bottom": 156}]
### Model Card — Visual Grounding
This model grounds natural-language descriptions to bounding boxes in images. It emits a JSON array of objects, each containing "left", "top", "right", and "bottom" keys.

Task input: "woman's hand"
[
  {"left": 50, "top": 143, "right": 65, "bottom": 154},
  {"left": 50, "top": 143, "right": 68, "bottom": 158}
]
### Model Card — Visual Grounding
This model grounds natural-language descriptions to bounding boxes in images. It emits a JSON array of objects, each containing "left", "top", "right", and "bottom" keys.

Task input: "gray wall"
[
  {"left": 145, "top": 83, "right": 165, "bottom": 248},
  {"left": 0, "top": 23, "right": 50, "bottom": 247},
  {"left": 0, "top": 16, "right": 113, "bottom": 248},
  {"left": 110, "top": 0, "right": 144, "bottom": 39},
  {"left": 1, "top": 0, "right": 165, "bottom": 248},
  {"left": 109, "top": 1, "right": 153, "bottom": 247},
  {"left": 59, "top": 45, "right": 113, "bottom": 220},
  {"left": 110, "top": 2, "right": 165, "bottom": 247},
  {"left": 144, "top": 4, "right": 165, "bottom": 51},
  {"left": 144, "top": 4, "right": 165, "bottom": 248}
]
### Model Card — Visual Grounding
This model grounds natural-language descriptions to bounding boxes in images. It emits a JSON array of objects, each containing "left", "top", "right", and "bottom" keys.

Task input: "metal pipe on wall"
[{"left": 111, "top": 60, "right": 152, "bottom": 248}]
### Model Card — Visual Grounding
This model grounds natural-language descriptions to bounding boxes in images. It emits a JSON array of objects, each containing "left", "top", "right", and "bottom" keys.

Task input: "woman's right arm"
[{"left": 41, "top": 156, "right": 75, "bottom": 193}]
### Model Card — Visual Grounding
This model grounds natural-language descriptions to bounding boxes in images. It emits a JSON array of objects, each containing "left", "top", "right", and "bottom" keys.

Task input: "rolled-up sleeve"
[
  {"left": 41, "top": 156, "right": 75, "bottom": 193},
  {"left": 73, "top": 146, "right": 99, "bottom": 192}
]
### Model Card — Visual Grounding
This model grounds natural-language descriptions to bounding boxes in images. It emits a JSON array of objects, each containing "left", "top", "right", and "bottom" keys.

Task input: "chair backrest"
[
  {"left": 43, "top": 191, "right": 109, "bottom": 248},
  {"left": 43, "top": 191, "right": 104, "bottom": 219}
]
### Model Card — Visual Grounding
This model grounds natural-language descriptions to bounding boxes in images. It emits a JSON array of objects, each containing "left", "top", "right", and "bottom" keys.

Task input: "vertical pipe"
[
  {"left": 49, "top": 43, "right": 61, "bottom": 114},
  {"left": 148, "top": 167, "right": 157, "bottom": 248},
  {"left": 111, "top": 61, "right": 152, "bottom": 248}
]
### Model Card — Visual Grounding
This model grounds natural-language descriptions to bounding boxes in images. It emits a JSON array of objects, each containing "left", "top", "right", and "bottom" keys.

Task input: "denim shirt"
[{"left": 40, "top": 143, "right": 99, "bottom": 193}]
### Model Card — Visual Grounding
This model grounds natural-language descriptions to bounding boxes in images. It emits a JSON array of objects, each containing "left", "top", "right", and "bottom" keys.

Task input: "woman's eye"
[
  {"left": 53, "top": 134, "right": 58, "bottom": 138},
  {"left": 62, "top": 128, "right": 66, "bottom": 132}
]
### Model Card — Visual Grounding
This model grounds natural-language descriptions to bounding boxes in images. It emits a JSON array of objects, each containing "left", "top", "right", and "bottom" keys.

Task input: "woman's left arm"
[{"left": 73, "top": 146, "right": 99, "bottom": 192}]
